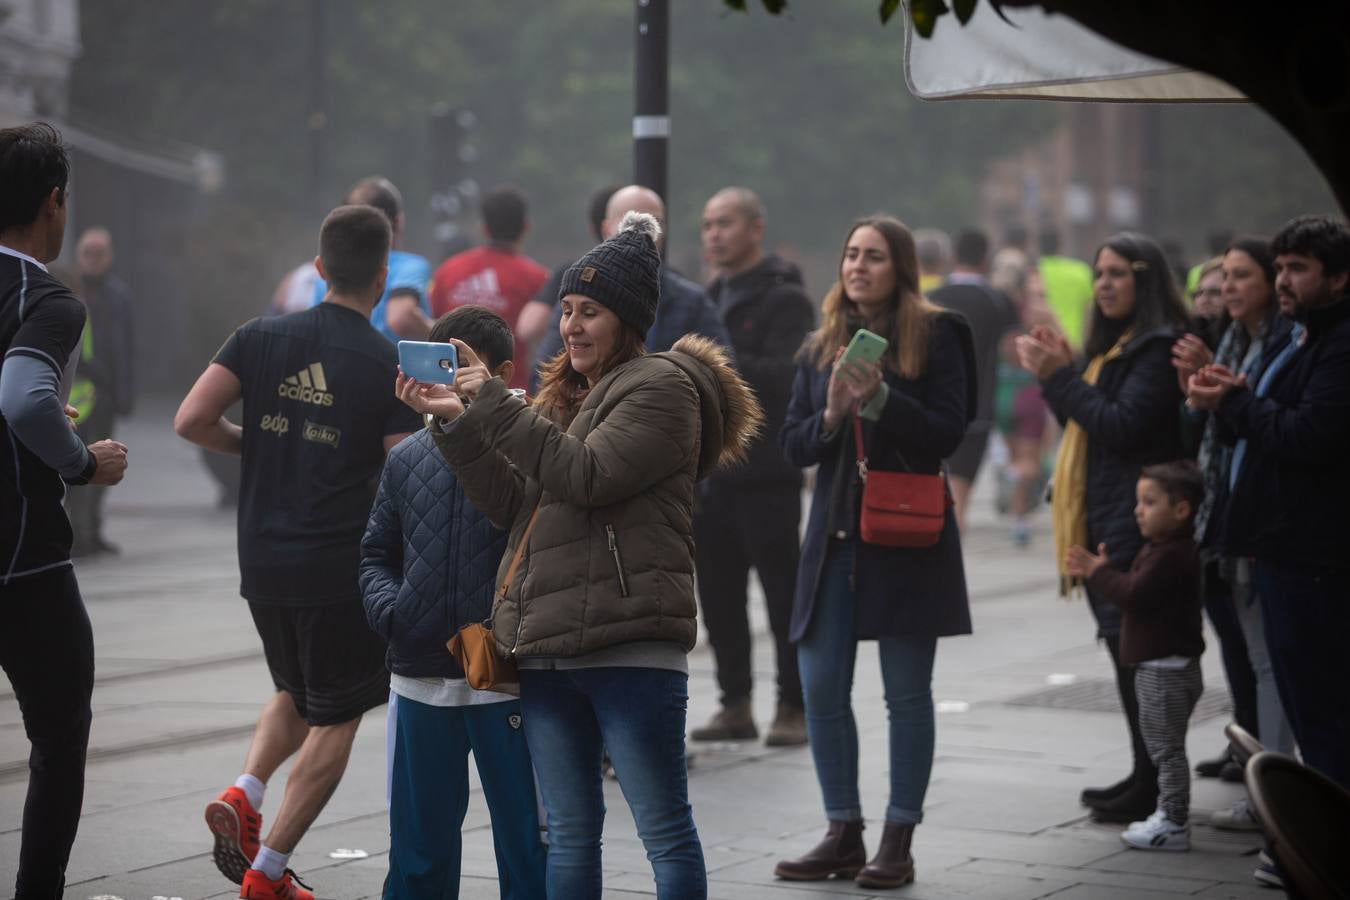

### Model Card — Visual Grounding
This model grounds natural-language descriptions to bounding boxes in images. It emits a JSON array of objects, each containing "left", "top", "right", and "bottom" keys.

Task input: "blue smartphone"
[{"left": 398, "top": 341, "right": 458, "bottom": 384}]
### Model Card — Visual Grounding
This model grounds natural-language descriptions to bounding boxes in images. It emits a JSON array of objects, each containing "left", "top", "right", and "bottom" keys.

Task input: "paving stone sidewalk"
[{"left": 1, "top": 400, "right": 1269, "bottom": 899}]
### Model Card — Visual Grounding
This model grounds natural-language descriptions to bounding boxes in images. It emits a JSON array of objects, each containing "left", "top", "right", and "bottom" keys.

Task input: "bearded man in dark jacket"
[
  {"left": 689, "top": 187, "right": 816, "bottom": 746},
  {"left": 1188, "top": 215, "right": 1350, "bottom": 791}
]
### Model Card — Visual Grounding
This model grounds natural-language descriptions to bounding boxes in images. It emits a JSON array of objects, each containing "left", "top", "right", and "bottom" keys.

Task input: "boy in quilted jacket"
[{"left": 360, "top": 306, "right": 545, "bottom": 899}]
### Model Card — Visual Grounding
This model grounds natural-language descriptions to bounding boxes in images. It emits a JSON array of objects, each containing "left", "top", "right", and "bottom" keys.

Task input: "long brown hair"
[
  {"left": 532, "top": 324, "right": 647, "bottom": 424},
  {"left": 807, "top": 215, "right": 943, "bottom": 380}
]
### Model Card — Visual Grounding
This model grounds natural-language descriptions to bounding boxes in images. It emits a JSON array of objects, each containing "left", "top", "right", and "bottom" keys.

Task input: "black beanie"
[{"left": 558, "top": 211, "right": 662, "bottom": 338}]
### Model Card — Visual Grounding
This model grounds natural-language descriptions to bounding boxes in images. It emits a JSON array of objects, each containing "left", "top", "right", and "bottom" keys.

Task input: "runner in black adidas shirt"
[
  {"left": 175, "top": 205, "right": 419, "bottom": 900},
  {"left": 0, "top": 123, "right": 129, "bottom": 900}
]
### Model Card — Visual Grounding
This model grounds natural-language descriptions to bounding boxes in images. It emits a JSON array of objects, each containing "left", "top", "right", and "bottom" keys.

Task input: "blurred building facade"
[
  {"left": 2, "top": 0, "right": 225, "bottom": 388},
  {"left": 981, "top": 105, "right": 1154, "bottom": 259}
]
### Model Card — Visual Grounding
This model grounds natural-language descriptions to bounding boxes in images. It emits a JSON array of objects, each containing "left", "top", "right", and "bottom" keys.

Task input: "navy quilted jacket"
[{"left": 360, "top": 428, "right": 507, "bottom": 678}]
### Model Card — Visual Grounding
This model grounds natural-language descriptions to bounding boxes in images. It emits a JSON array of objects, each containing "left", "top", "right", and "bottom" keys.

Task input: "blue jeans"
[
  {"left": 385, "top": 695, "right": 546, "bottom": 900},
  {"left": 798, "top": 540, "right": 937, "bottom": 825},
  {"left": 1231, "top": 577, "right": 1294, "bottom": 754},
  {"left": 519, "top": 667, "right": 705, "bottom": 900}
]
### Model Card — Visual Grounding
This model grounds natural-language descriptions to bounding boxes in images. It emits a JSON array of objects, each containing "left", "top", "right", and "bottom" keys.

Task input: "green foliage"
[
  {"left": 908, "top": 0, "right": 949, "bottom": 37},
  {"left": 952, "top": 0, "right": 979, "bottom": 24},
  {"left": 69, "top": 0, "right": 1058, "bottom": 300},
  {"left": 67, "top": 0, "right": 1339, "bottom": 369}
]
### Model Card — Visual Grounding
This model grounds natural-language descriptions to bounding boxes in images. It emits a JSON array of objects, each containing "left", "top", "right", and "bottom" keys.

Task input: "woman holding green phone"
[{"left": 776, "top": 216, "right": 976, "bottom": 889}]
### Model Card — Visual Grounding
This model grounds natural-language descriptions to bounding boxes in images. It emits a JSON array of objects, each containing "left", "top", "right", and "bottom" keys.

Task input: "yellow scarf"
[{"left": 1051, "top": 330, "right": 1133, "bottom": 596}]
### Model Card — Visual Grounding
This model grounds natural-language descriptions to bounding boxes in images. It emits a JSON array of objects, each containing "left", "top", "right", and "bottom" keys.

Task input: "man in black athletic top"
[
  {"left": 0, "top": 122, "right": 130, "bottom": 900},
  {"left": 176, "top": 204, "right": 420, "bottom": 900}
]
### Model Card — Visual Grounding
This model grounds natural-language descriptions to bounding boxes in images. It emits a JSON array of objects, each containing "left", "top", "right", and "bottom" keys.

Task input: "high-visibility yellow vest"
[{"left": 69, "top": 320, "right": 96, "bottom": 420}]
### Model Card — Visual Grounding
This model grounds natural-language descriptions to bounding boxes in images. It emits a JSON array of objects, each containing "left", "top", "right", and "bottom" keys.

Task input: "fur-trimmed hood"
[{"left": 658, "top": 333, "right": 765, "bottom": 480}]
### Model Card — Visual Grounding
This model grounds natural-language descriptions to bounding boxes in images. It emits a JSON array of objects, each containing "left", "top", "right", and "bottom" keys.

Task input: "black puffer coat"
[{"left": 1040, "top": 326, "right": 1184, "bottom": 636}]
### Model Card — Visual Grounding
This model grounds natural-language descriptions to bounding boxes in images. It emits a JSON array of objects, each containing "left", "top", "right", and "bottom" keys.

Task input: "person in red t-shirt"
[{"left": 430, "top": 186, "right": 548, "bottom": 390}]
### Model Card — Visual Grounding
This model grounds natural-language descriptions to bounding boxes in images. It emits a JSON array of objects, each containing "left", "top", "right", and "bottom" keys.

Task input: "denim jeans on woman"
[
  {"left": 1230, "top": 565, "right": 1294, "bottom": 754},
  {"left": 518, "top": 667, "right": 706, "bottom": 900},
  {"left": 797, "top": 540, "right": 938, "bottom": 825}
]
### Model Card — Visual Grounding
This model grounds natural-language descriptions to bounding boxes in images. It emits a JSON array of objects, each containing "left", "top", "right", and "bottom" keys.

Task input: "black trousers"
[
  {"left": 0, "top": 567, "right": 95, "bottom": 899},
  {"left": 1103, "top": 632, "right": 1156, "bottom": 786},
  {"left": 693, "top": 483, "right": 802, "bottom": 709},
  {"left": 1200, "top": 558, "right": 1258, "bottom": 738},
  {"left": 1256, "top": 560, "right": 1350, "bottom": 789}
]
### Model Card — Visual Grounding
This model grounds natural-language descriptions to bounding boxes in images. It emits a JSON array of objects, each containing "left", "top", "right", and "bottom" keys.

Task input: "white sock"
[
  {"left": 234, "top": 773, "right": 265, "bottom": 810},
  {"left": 251, "top": 845, "right": 289, "bottom": 881}
]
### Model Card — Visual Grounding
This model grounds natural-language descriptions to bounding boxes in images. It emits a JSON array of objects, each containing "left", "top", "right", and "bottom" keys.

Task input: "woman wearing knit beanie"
[{"left": 397, "top": 211, "right": 764, "bottom": 900}]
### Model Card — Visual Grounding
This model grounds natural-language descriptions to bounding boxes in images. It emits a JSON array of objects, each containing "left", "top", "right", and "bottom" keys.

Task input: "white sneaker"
[
  {"left": 1123, "top": 808, "right": 1168, "bottom": 836},
  {"left": 1254, "top": 850, "right": 1284, "bottom": 889},
  {"left": 1121, "top": 813, "right": 1190, "bottom": 851},
  {"left": 1210, "top": 797, "right": 1261, "bottom": 831}
]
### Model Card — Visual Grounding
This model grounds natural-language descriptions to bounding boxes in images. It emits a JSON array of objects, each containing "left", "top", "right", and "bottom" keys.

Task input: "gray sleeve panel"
[{"left": 0, "top": 353, "right": 92, "bottom": 478}]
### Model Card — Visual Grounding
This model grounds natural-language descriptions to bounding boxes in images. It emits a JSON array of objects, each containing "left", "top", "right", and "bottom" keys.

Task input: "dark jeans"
[
  {"left": 693, "top": 483, "right": 802, "bottom": 708},
  {"left": 0, "top": 567, "right": 95, "bottom": 899},
  {"left": 519, "top": 667, "right": 705, "bottom": 900},
  {"left": 386, "top": 695, "right": 546, "bottom": 900},
  {"left": 1201, "top": 559, "right": 1258, "bottom": 737},
  {"left": 1255, "top": 560, "right": 1350, "bottom": 789}
]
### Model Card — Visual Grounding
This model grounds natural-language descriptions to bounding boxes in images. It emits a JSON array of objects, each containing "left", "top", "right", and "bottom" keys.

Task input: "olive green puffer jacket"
[{"left": 434, "top": 334, "right": 763, "bottom": 659}]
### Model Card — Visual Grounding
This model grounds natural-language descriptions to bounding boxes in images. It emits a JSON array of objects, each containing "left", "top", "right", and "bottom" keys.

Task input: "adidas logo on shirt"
[
  {"left": 278, "top": 362, "right": 334, "bottom": 406},
  {"left": 448, "top": 268, "right": 507, "bottom": 313}
]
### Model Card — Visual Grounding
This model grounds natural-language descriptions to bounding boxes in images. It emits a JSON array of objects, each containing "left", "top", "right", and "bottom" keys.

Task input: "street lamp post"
[
  {"left": 306, "top": 0, "right": 327, "bottom": 220},
  {"left": 633, "top": 0, "right": 669, "bottom": 204}
]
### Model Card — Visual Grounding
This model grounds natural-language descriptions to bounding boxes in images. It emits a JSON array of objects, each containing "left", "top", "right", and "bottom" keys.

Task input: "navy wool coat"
[{"left": 780, "top": 312, "right": 977, "bottom": 642}]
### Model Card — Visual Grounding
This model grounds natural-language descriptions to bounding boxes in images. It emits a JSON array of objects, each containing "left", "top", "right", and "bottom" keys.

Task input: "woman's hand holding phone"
[
  {"left": 396, "top": 338, "right": 500, "bottom": 424},
  {"left": 823, "top": 347, "right": 884, "bottom": 432},
  {"left": 446, "top": 339, "right": 492, "bottom": 402}
]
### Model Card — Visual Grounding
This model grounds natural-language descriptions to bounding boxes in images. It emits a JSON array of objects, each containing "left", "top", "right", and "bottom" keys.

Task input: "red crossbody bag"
[{"left": 851, "top": 406, "right": 949, "bottom": 548}]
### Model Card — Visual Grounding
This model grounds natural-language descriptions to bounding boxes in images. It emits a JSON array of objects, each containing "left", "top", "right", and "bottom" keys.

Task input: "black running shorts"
[
  {"left": 247, "top": 599, "right": 388, "bottom": 726},
  {"left": 946, "top": 428, "right": 992, "bottom": 483}
]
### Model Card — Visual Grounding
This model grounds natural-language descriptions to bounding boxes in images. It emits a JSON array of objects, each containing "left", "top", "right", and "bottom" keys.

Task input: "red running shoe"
[
  {"left": 205, "top": 786, "right": 263, "bottom": 884},
  {"left": 240, "top": 868, "right": 314, "bottom": 900}
]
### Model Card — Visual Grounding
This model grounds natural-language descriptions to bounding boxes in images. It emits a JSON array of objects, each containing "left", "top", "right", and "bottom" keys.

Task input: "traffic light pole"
[{"left": 633, "top": 0, "right": 669, "bottom": 204}]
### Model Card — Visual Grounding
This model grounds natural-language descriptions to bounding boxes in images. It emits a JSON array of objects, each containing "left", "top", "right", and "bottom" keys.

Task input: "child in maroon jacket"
[{"left": 1067, "top": 461, "right": 1205, "bottom": 851}]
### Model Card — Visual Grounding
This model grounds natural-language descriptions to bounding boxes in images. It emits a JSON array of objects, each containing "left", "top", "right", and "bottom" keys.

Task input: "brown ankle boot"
[
  {"left": 773, "top": 820, "right": 866, "bottom": 881},
  {"left": 764, "top": 701, "right": 808, "bottom": 747},
  {"left": 689, "top": 699, "right": 757, "bottom": 742},
  {"left": 855, "top": 822, "right": 915, "bottom": 888}
]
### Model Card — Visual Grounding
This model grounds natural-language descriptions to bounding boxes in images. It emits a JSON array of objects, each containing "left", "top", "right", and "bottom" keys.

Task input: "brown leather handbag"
[
  {"left": 852, "top": 409, "right": 949, "bottom": 549},
  {"left": 447, "top": 505, "right": 541, "bottom": 692}
]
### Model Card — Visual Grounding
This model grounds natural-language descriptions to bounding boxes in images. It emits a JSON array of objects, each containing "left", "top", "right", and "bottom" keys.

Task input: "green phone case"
[{"left": 841, "top": 328, "right": 888, "bottom": 365}]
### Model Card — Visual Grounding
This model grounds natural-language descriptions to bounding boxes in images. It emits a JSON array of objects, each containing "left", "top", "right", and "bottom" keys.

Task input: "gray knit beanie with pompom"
[{"left": 558, "top": 210, "right": 662, "bottom": 338}]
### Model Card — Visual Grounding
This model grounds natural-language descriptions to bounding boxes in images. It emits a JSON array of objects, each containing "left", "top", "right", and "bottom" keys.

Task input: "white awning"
[{"left": 904, "top": 6, "right": 1245, "bottom": 103}]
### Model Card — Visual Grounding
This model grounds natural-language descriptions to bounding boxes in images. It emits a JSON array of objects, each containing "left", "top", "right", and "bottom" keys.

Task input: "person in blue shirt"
[{"left": 311, "top": 177, "right": 433, "bottom": 342}]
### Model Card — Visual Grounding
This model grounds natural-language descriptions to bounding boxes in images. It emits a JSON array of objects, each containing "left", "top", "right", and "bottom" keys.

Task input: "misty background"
[{"left": 55, "top": 0, "right": 1339, "bottom": 388}]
